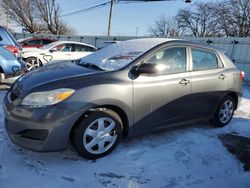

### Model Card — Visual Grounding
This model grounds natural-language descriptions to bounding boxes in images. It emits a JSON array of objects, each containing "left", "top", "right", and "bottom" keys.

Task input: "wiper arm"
[
  {"left": 72, "top": 58, "right": 81, "bottom": 64},
  {"left": 76, "top": 61, "right": 104, "bottom": 71}
]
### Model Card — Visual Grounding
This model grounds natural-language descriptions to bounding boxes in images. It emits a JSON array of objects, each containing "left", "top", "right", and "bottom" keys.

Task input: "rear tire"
[
  {"left": 73, "top": 109, "right": 123, "bottom": 159},
  {"left": 212, "top": 95, "right": 235, "bottom": 127}
]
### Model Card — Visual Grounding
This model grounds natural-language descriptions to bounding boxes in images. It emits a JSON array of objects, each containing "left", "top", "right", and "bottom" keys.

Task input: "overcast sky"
[{"left": 60, "top": 0, "right": 202, "bottom": 36}]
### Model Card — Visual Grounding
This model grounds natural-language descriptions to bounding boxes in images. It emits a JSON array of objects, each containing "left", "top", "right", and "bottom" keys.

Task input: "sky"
[{"left": 59, "top": 0, "right": 201, "bottom": 36}]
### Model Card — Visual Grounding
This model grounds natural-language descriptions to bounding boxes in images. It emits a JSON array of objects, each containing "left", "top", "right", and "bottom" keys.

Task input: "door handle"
[
  {"left": 218, "top": 74, "right": 226, "bottom": 80},
  {"left": 179, "top": 79, "right": 190, "bottom": 86}
]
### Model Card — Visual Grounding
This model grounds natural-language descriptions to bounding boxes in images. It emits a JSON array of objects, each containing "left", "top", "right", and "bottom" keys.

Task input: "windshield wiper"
[{"left": 74, "top": 60, "right": 104, "bottom": 71}]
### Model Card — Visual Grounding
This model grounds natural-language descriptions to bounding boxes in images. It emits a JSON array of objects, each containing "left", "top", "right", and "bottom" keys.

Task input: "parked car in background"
[
  {"left": 4, "top": 38, "right": 244, "bottom": 159},
  {"left": 18, "top": 37, "right": 57, "bottom": 49},
  {"left": 0, "top": 26, "right": 26, "bottom": 83},
  {"left": 22, "top": 41, "right": 97, "bottom": 70}
]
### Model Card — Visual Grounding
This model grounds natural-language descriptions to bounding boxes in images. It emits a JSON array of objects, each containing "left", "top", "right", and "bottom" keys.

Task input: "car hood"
[{"left": 13, "top": 61, "right": 100, "bottom": 94}]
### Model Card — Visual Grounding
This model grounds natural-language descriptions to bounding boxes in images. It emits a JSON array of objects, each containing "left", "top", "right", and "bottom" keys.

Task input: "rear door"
[
  {"left": 132, "top": 46, "right": 192, "bottom": 132},
  {"left": 189, "top": 47, "right": 229, "bottom": 118}
]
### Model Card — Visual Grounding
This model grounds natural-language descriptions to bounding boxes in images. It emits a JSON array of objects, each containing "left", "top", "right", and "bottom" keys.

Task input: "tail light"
[
  {"left": 4, "top": 45, "right": 20, "bottom": 57},
  {"left": 240, "top": 71, "right": 245, "bottom": 81}
]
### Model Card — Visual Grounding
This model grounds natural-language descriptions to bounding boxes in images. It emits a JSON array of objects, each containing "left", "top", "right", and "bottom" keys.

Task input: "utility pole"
[
  {"left": 107, "top": 0, "right": 115, "bottom": 36},
  {"left": 135, "top": 26, "right": 138, "bottom": 36}
]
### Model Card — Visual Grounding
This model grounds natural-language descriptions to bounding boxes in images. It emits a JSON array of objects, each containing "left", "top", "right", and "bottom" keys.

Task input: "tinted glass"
[
  {"left": 145, "top": 47, "right": 186, "bottom": 75},
  {"left": 0, "top": 28, "right": 17, "bottom": 46},
  {"left": 43, "top": 39, "right": 53, "bottom": 45},
  {"left": 26, "top": 39, "right": 42, "bottom": 45},
  {"left": 53, "top": 43, "right": 74, "bottom": 52},
  {"left": 75, "top": 44, "right": 95, "bottom": 52},
  {"left": 192, "top": 48, "right": 220, "bottom": 70}
]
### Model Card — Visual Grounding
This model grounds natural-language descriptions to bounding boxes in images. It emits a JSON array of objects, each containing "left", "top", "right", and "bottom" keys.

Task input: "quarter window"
[
  {"left": 145, "top": 47, "right": 186, "bottom": 75},
  {"left": 191, "top": 48, "right": 222, "bottom": 70}
]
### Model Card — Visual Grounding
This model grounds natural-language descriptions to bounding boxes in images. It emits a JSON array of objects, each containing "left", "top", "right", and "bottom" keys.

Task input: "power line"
[
  {"left": 60, "top": 1, "right": 111, "bottom": 17},
  {"left": 61, "top": 0, "right": 106, "bottom": 14},
  {"left": 61, "top": 0, "right": 181, "bottom": 17}
]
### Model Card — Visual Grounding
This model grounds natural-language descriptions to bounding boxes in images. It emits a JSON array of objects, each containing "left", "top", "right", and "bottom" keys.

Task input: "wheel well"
[
  {"left": 0, "top": 66, "right": 4, "bottom": 73},
  {"left": 69, "top": 105, "right": 129, "bottom": 142},
  {"left": 228, "top": 92, "right": 238, "bottom": 109}
]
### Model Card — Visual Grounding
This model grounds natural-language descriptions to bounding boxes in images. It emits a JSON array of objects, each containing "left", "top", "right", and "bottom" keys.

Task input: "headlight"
[{"left": 22, "top": 88, "right": 75, "bottom": 107}]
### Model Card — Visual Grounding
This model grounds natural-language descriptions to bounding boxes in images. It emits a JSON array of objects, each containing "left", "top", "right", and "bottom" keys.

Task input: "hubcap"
[
  {"left": 83, "top": 117, "right": 117, "bottom": 154},
  {"left": 219, "top": 100, "right": 234, "bottom": 123},
  {"left": 26, "top": 58, "right": 40, "bottom": 71}
]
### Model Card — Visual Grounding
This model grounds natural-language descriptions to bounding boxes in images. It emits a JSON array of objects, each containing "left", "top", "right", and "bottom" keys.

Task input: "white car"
[{"left": 22, "top": 41, "right": 97, "bottom": 70}]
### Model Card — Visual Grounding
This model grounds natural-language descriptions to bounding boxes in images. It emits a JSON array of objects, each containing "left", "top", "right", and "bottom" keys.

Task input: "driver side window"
[
  {"left": 145, "top": 47, "right": 187, "bottom": 75},
  {"left": 52, "top": 44, "right": 73, "bottom": 52}
]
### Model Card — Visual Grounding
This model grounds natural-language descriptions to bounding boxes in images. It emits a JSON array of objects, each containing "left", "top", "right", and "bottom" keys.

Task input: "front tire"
[
  {"left": 73, "top": 110, "right": 123, "bottom": 159},
  {"left": 212, "top": 95, "right": 235, "bottom": 127},
  {"left": 25, "top": 57, "right": 41, "bottom": 71}
]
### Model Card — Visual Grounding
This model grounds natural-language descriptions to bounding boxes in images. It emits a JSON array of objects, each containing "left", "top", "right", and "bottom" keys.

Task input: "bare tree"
[
  {"left": 35, "top": 0, "right": 73, "bottom": 35},
  {"left": 1, "top": 0, "right": 74, "bottom": 35},
  {"left": 176, "top": 2, "right": 219, "bottom": 37},
  {"left": 1, "top": 0, "right": 41, "bottom": 33},
  {"left": 216, "top": 0, "right": 250, "bottom": 37},
  {"left": 148, "top": 15, "right": 184, "bottom": 37}
]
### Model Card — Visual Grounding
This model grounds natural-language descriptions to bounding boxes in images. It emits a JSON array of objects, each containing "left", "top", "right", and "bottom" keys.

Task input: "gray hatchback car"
[{"left": 4, "top": 38, "right": 244, "bottom": 159}]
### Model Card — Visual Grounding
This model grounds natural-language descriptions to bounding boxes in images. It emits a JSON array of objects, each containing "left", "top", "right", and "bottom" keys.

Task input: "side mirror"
[
  {"left": 49, "top": 48, "right": 57, "bottom": 53},
  {"left": 0, "top": 36, "right": 2, "bottom": 41},
  {"left": 136, "top": 63, "right": 157, "bottom": 75}
]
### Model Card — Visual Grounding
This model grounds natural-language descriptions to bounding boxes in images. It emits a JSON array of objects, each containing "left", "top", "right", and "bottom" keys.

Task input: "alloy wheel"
[
  {"left": 219, "top": 100, "right": 234, "bottom": 124},
  {"left": 26, "top": 58, "right": 40, "bottom": 71},
  {"left": 83, "top": 117, "right": 118, "bottom": 154}
]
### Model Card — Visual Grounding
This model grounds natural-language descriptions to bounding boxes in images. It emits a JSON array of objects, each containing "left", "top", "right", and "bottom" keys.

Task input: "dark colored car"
[
  {"left": 4, "top": 38, "right": 244, "bottom": 159},
  {"left": 0, "top": 26, "right": 26, "bottom": 82},
  {"left": 18, "top": 37, "right": 57, "bottom": 49}
]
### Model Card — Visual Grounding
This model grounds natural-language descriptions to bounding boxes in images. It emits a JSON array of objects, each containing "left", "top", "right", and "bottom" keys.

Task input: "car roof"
[
  {"left": 48, "top": 40, "right": 96, "bottom": 49},
  {"left": 18, "top": 37, "right": 56, "bottom": 42},
  {"left": 127, "top": 38, "right": 224, "bottom": 53}
]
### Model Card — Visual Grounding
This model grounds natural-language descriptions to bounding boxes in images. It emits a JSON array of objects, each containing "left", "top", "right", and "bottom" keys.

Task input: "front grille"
[{"left": 17, "top": 129, "right": 49, "bottom": 141}]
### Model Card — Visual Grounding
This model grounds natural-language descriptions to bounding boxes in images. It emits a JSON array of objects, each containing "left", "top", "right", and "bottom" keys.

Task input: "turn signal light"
[{"left": 240, "top": 71, "right": 245, "bottom": 81}]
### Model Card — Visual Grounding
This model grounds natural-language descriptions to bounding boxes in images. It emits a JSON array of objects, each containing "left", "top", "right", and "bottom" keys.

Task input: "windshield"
[{"left": 80, "top": 38, "right": 169, "bottom": 71}]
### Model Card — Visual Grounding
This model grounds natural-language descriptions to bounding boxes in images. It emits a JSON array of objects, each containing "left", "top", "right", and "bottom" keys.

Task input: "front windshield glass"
[{"left": 80, "top": 38, "right": 169, "bottom": 71}]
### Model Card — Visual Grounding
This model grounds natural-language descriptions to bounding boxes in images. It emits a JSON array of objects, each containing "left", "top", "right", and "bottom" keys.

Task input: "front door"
[
  {"left": 132, "top": 46, "right": 192, "bottom": 132},
  {"left": 49, "top": 43, "right": 75, "bottom": 62}
]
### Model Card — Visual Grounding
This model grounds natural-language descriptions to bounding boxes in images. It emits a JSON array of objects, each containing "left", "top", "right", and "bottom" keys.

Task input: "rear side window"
[{"left": 191, "top": 48, "right": 222, "bottom": 71}]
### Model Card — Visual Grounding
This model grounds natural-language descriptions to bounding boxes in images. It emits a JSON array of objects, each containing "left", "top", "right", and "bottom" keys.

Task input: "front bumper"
[{"left": 3, "top": 91, "right": 82, "bottom": 152}]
